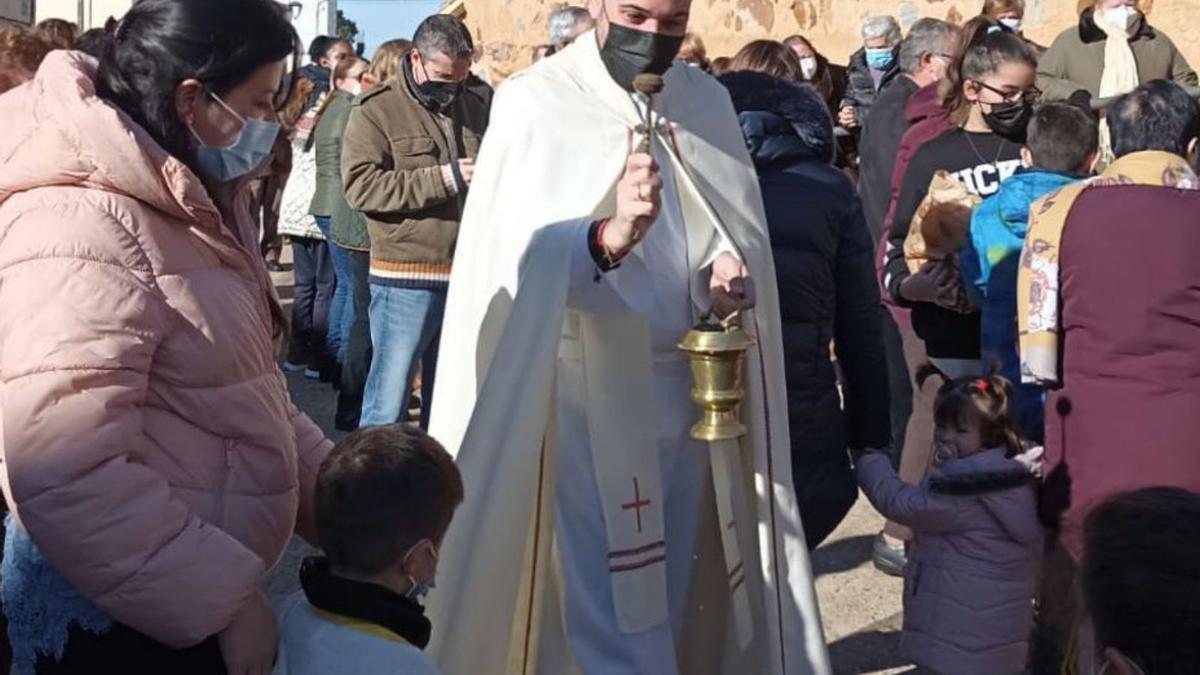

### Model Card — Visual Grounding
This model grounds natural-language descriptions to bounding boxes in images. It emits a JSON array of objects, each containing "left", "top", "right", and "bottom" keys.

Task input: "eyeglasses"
[{"left": 973, "top": 80, "right": 1042, "bottom": 105}]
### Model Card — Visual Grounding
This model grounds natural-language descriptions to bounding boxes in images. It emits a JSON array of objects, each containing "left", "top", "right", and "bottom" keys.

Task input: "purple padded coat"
[{"left": 857, "top": 449, "right": 1042, "bottom": 675}]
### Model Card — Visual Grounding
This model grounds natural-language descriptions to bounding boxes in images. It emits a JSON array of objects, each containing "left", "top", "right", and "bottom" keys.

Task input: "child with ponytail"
[{"left": 854, "top": 370, "right": 1043, "bottom": 675}]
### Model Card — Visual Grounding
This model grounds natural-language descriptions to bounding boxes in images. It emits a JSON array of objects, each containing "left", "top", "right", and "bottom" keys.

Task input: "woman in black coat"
[{"left": 720, "top": 65, "right": 892, "bottom": 549}]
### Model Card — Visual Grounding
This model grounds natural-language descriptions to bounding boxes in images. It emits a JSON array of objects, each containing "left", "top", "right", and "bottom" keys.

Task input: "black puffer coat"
[{"left": 721, "top": 71, "right": 892, "bottom": 548}]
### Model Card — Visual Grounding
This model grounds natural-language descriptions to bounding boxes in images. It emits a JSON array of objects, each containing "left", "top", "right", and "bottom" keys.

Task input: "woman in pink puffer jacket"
[{"left": 0, "top": 1, "right": 331, "bottom": 673}]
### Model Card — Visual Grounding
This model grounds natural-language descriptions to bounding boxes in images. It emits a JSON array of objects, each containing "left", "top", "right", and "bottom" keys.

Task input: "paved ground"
[{"left": 268, "top": 260, "right": 918, "bottom": 674}]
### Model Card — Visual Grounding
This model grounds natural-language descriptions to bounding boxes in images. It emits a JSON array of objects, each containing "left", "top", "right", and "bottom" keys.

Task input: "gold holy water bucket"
[{"left": 677, "top": 321, "right": 757, "bottom": 442}]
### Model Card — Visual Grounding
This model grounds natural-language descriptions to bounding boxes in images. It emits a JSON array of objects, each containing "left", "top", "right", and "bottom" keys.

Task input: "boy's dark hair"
[
  {"left": 316, "top": 425, "right": 464, "bottom": 577},
  {"left": 917, "top": 366, "right": 1024, "bottom": 458},
  {"left": 1026, "top": 102, "right": 1099, "bottom": 174},
  {"left": 308, "top": 35, "right": 334, "bottom": 63},
  {"left": 1082, "top": 487, "right": 1200, "bottom": 675},
  {"left": 1108, "top": 80, "right": 1200, "bottom": 160}
]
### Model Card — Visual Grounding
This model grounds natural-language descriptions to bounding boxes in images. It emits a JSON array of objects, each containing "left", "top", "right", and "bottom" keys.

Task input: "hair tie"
[{"left": 973, "top": 379, "right": 990, "bottom": 392}]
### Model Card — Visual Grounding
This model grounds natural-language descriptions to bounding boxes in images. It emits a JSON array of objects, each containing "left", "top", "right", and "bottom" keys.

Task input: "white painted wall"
[
  {"left": 35, "top": 0, "right": 132, "bottom": 29},
  {"left": 0, "top": 0, "right": 34, "bottom": 25},
  {"left": 291, "top": 0, "right": 338, "bottom": 62}
]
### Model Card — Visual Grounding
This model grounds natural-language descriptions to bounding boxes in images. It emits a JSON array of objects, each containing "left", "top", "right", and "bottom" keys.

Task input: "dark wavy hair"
[
  {"left": 94, "top": 0, "right": 299, "bottom": 170},
  {"left": 940, "top": 17, "right": 1037, "bottom": 126},
  {"left": 918, "top": 366, "right": 1024, "bottom": 457},
  {"left": 729, "top": 39, "right": 804, "bottom": 82}
]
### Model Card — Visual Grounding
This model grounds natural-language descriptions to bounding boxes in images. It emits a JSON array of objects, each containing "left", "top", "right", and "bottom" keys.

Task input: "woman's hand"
[
  {"left": 899, "top": 261, "right": 960, "bottom": 307},
  {"left": 218, "top": 590, "right": 278, "bottom": 675}
]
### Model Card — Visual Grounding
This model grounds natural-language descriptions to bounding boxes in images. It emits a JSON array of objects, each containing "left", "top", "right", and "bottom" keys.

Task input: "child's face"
[{"left": 934, "top": 415, "right": 985, "bottom": 465}]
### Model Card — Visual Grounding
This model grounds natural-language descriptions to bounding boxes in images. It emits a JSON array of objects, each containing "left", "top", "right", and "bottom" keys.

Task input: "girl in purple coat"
[{"left": 855, "top": 372, "right": 1042, "bottom": 675}]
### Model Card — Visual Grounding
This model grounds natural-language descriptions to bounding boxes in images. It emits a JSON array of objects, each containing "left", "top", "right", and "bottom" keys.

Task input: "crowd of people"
[{"left": 1, "top": 0, "right": 1200, "bottom": 673}]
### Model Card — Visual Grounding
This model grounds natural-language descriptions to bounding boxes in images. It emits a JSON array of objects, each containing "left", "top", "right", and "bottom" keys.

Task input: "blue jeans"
[
  {"left": 313, "top": 217, "right": 351, "bottom": 362},
  {"left": 360, "top": 285, "right": 446, "bottom": 429},
  {"left": 286, "top": 229, "right": 334, "bottom": 369}
]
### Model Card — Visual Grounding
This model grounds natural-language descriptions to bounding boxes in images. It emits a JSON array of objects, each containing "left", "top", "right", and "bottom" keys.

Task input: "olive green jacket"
[
  {"left": 309, "top": 91, "right": 369, "bottom": 250},
  {"left": 340, "top": 69, "right": 488, "bottom": 268},
  {"left": 1038, "top": 11, "right": 1197, "bottom": 102}
]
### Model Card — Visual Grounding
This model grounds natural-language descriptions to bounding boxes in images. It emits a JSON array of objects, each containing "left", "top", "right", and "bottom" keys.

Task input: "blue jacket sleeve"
[{"left": 960, "top": 204, "right": 991, "bottom": 307}]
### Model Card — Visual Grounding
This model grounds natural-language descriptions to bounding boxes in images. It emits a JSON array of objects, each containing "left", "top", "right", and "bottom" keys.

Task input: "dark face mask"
[
  {"left": 984, "top": 99, "right": 1033, "bottom": 140},
  {"left": 410, "top": 57, "right": 462, "bottom": 112},
  {"left": 599, "top": 21, "right": 684, "bottom": 92}
]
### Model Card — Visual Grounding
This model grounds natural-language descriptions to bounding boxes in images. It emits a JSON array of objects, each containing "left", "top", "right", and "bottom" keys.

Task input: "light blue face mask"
[
  {"left": 865, "top": 47, "right": 895, "bottom": 71},
  {"left": 189, "top": 92, "right": 281, "bottom": 182},
  {"left": 403, "top": 539, "right": 439, "bottom": 601}
]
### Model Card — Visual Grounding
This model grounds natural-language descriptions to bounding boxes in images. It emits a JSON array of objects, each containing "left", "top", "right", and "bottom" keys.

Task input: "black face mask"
[
  {"left": 599, "top": 22, "right": 684, "bottom": 92},
  {"left": 408, "top": 58, "right": 462, "bottom": 112},
  {"left": 984, "top": 99, "right": 1033, "bottom": 140}
]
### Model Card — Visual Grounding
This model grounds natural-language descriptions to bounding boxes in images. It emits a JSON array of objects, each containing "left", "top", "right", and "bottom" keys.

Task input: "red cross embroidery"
[{"left": 621, "top": 477, "right": 652, "bottom": 533}]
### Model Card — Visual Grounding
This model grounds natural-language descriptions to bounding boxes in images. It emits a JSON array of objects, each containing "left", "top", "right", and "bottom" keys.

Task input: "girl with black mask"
[{"left": 882, "top": 29, "right": 1038, "bottom": 375}]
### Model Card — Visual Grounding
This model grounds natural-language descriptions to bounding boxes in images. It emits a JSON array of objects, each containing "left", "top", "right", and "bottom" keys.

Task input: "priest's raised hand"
[{"left": 601, "top": 148, "right": 663, "bottom": 257}]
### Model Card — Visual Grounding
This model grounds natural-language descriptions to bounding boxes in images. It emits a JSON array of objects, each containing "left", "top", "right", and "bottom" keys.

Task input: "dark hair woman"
[
  {"left": 782, "top": 34, "right": 848, "bottom": 119},
  {"left": 0, "top": 1, "right": 332, "bottom": 673},
  {"left": 883, "top": 30, "right": 1038, "bottom": 368},
  {"left": 720, "top": 62, "right": 891, "bottom": 549},
  {"left": 729, "top": 39, "right": 804, "bottom": 81},
  {"left": 311, "top": 56, "right": 374, "bottom": 431},
  {"left": 1082, "top": 488, "right": 1200, "bottom": 675}
]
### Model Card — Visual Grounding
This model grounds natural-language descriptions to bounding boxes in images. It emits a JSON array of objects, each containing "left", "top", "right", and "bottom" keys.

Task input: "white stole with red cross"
[{"left": 578, "top": 312, "right": 670, "bottom": 634}]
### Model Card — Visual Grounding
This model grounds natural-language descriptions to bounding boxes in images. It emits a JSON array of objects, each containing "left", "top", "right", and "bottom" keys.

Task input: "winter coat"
[
  {"left": 722, "top": 71, "right": 891, "bottom": 548},
  {"left": 839, "top": 47, "right": 901, "bottom": 121},
  {"left": 278, "top": 141, "right": 324, "bottom": 240},
  {"left": 1041, "top": 154, "right": 1200, "bottom": 560},
  {"left": 274, "top": 594, "right": 441, "bottom": 675},
  {"left": 1038, "top": 9, "right": 1197, "bottom": 101},
  {"left": 961, "top": 169, "right": 1079, "bottom": 442},
  {"left": 274, "top": 558, "right": 440, "bottom": 675},
  {"left": 0, "top": 52, "right": 331, "bottom": 648},
  {"left": 299, "top": 63, "right": 332, "bottom": 111},
  {"left": 312, "top": 90, "right": 369, "bottom": 251},
  {"left": 341, "top": 59, "right": 488, "bottom": 288},
  {"left": 860, "top": 75, "right": 920, "bottom": 242},
  {"left": 857, "top": 450, "right": 1042, "bottom": 675},
  {"left": 875, "top": 82, "right": 953, "bottom": 331}
]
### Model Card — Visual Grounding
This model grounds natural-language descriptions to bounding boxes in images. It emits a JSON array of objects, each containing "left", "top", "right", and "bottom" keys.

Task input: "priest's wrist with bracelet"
[{"left": 588, "top": 218, "right": 630, "bottom": 273}]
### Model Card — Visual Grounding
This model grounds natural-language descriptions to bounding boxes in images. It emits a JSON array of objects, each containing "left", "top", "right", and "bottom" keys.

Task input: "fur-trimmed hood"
[
  {"left": 719, "top": 70, "right": 835, "bottom": 167},
  {"left": 929, "top": 447, "right": 1039, "bottom": 496}
]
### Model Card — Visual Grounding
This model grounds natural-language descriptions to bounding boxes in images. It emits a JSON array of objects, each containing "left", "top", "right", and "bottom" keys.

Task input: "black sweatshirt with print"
[{"left": 883, "top": 127, "right": 1023, "bottom": 359}]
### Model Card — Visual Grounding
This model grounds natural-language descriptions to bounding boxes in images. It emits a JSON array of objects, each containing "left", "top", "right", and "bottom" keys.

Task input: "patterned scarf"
[{"left": 1017, "top": 151, "right": 1200, "bottom": 386}]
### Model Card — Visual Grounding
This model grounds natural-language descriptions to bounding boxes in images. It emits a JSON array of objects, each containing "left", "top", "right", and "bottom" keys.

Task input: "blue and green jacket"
[{"left": 961, "top": 168, "right": 1081, "bottom": 442}]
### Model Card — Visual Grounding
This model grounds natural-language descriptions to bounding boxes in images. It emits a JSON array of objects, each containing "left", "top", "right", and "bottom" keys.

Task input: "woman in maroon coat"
[{"left": 1019, "top": 80, "right": 1200, "bottom": 670}]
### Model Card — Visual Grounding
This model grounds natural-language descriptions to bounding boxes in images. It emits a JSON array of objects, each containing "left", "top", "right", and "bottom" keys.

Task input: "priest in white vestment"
[{"left": 425, "top": 2, "right": 831, "bottom": 674}]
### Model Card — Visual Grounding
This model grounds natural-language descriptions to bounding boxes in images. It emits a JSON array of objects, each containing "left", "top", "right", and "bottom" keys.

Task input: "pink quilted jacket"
[{"left": 0, "top": 53, "right": 331, "bottom": 648}]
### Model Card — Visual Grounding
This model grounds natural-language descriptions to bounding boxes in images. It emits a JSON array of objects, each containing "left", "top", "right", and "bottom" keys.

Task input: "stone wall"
[{"left": 461, "top": 0, "right": 1200, "bottom": 84}]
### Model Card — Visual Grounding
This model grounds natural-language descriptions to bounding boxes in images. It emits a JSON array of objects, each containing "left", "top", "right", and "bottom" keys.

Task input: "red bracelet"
[
  {"left": 598, "top": 218, "right": 628, "bottom": 260},
  {"left": 594, "top": 217, "right": 611, "bottom": 252}
]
